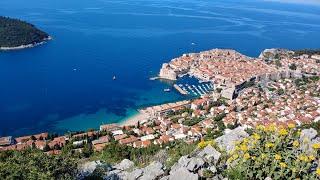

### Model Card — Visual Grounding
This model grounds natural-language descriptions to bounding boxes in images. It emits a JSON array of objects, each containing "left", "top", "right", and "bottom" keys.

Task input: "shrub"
[
  {"left": 289, "top": 63, "right": 297, "bottom": 70},
  {"left": 0, "top": 149, "right": 78, "bottom": 179},
  {"left": 202, "top": 169, "right": 214, "bottom": 178},
  {"left": 198, "top": 140, "right": 215, "bottom": 149},
  {"left": 226, "top": 124, "right": 320, "bottom": 179}
]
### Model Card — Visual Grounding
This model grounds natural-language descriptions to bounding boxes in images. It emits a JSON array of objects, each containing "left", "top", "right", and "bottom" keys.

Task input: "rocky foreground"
[{"left": 78, "top": 126, "right": 320, "bottom": 180}]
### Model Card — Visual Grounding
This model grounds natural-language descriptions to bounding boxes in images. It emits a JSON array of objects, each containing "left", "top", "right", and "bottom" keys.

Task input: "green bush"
[{"left": 0, "top": 149, "right": 78, "bottom": 179}]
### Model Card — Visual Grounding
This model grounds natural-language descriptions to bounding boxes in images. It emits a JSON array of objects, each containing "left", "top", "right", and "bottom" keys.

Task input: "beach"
[{"left": 119, "top": 111, "right": 151, "bottom": 127}]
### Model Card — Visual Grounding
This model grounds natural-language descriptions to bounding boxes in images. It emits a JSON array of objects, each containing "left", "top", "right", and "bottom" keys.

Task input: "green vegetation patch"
[
  {"left": 0, "top": 149, "right": 78, "bottom": 179},
  {"left": 0, "top": 16, "right": 49, "bottom": 48}
]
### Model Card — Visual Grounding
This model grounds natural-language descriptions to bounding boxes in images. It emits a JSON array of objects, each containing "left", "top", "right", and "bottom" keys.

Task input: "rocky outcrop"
[
  {"left": 125, "top": 169, "right": 143, "bottom": 180},
  {"left": 300, "top": 128, "right": 317, "bottom": 141},
  {"left": 113, "top": 161, "right": 166, "bottom": 180},
  {"left": 169, "top": 167, "right": 198, "bottom": 180},
  {"left": 197, "top": 145, "right": 221, "bottom": 165},
  {"left": 139, "top": 161, "right": 165, "bottom": 180},
  {"left": 300, "top": 128, "right": 320, "bottom": 153},
  {"left": 114, "top": 159, "right": 135, "bottom": 171},
  {"left": 215, "top": 127, "right": 249, "bottom": 152},
  {"left": 168, "top": 154, "right": 222, "bottom": 180},
  {"left": 78, "top": 160, "right": 104, "bottom": 178},
  {"left": 186, "top": 157, "right": 205, "bottom": 172},
  {"left": 170, "top": 156, "right": 190, "bottom": 174},
  {"left": 77, "top": 128, "right": 250, "bottom": 180}
]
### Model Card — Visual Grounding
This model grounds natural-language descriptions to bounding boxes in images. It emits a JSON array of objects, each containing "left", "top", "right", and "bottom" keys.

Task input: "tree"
[
  {"left": 43, "top": 144, "right": 50, "bottom": 152},
  {"left": 30, "top": 135, "right": 36, "bottom": 141},
  {"left": 289, "top": 63, "right": 297, "bottom": 70},
  {"left": 216, "top": 88, "right": 223, "bottom": 93},
  {"left": 213, "top": 113, "right": 226, "bottom": 122},
  {"left": 82, "top": 143, "right": 93, "bottom": 158},
  {"left": 0, "top": 149, "right": 78, "bottom": 179},
  {"left": 275, "top": 59, "right": 282, "bottom": 67}
]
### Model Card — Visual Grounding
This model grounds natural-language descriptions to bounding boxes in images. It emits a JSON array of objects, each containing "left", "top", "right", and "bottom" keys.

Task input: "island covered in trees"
[{"left": 0, "top": 16, "right": 50, "bottom": 50}]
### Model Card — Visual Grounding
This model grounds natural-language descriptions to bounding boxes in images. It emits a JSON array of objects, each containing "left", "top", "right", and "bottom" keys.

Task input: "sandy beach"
[{"left": 119, "top": 111, "right": 151, "bottom": 127}]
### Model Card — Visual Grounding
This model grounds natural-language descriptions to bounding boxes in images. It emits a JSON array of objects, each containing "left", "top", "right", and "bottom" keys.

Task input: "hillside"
[
  {"left": 0, "top": 16, "right": 49, "bottom": 49},
  {"left": 1, "top": 124, "right": 320, "bottom": 179}
]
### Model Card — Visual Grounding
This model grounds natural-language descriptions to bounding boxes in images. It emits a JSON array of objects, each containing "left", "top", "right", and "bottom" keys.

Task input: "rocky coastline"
[{"left": 0, "top": 36, "right": 52, "bottom": 51}]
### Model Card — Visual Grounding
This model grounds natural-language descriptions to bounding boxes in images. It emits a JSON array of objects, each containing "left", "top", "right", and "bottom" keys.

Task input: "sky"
[{"left": 264, "top": 0, "right": 320, "bottom": 5}]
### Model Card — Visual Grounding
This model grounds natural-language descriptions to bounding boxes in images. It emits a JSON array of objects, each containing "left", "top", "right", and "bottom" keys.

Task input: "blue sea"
[{"left": 0, "top": 0, "right": 319, "bottom": 136}]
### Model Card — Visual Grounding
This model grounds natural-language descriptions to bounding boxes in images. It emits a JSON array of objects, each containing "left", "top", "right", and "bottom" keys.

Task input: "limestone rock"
[
  {"left": 300, "top": 128, "right": 317, "bottom": 141},
  {"left": 209, "top": 166, "right": 217, "bottom": 174},
  {"left": 169, "top": 167, "right": 198, "bottom": 180},
  {"left": 215, "top": 127, "right": 249, "bottom": 152},
  {"left": 104, "top": 173, "right": 121, "bottom": 180},
  {"left": 78, "top": 160, "right": 103, "bottom": 178},
  {"left": 186, "top": 157, "right": 205, "bottom": 172},
  {"left": 121, "top": 169, "right": 143, "bottom": 180},
  {"left": 114, "top": 159, "right": 135, "bottom": 171},
  {"left": 170, "top": 156, "right": 191, "bottom": 174},
  {"left": 160, "top": 176, "right": 169, "bottom": 180},
  {"left": 300, "top": 128, "right": 319, "bottom": 153},
  {"left": 139, "top": 161, "right": 164, "bottom": 180},
  {"left": 198, "top": 145, "right": 221, "bottom": 165}
]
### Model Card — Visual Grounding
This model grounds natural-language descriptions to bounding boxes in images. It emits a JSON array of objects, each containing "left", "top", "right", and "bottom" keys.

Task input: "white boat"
[
  {"left": 164, "top": 88, "right": 171, "bottom": 92},
  {"left": 113, "top": 76, "right": 116, "bottom": 80}
]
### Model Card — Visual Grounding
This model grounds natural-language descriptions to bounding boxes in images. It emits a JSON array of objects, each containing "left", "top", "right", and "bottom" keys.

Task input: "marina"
[
  {"left": 173, "top": 82, "right": 214, "bottom": 96},
  {"left": 173, "top": 84, "right": 188, "bottom": 95}
]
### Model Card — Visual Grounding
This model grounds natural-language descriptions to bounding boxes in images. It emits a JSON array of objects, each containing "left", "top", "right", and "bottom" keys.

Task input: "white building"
[
  {"left": 112, "top": 130, "right": 124, "bottom": 136},
  {"left": 141, "top": 134, "right": 155, "bottom": 141},
  {"left": 173, "top": 133, "right": 187, "bottom": 140}
]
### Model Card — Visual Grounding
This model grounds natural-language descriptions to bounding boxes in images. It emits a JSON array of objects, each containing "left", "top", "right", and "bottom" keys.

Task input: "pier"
[
  {"left": 173, "top": 83, "right": 214, "bottom": 96},
  {"left": 173, "top": 84, "right": 188, "bottom": 95},
  {"left": 149, "top": 77, "right": 160, "bottom": 80}
]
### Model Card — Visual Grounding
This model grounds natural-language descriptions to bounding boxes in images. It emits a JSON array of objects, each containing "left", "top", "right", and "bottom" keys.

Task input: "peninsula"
[{"left": 0, "top": 16, "right": 50, "bottom": 50}]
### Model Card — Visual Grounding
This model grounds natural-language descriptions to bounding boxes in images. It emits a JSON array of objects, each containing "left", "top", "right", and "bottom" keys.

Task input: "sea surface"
[{"left": 0, "top": 0, "right": 319, "bottom": 136}]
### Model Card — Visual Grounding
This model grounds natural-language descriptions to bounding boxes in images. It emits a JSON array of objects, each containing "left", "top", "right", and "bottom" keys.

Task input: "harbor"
[
  {"left": 173, "top": 84, "right": 188, "bottom": 95},
  {"left": 173, "top": 82, "right": 214, "bottom": 96}
]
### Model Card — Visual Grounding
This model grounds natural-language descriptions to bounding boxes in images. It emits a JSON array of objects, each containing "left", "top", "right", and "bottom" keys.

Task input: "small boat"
[
  {"left": 113, "top": 76, "right": 116, "bottom": 80},
  {"left": 164, "top": 88, "right": 171, "bottom": 92}
]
